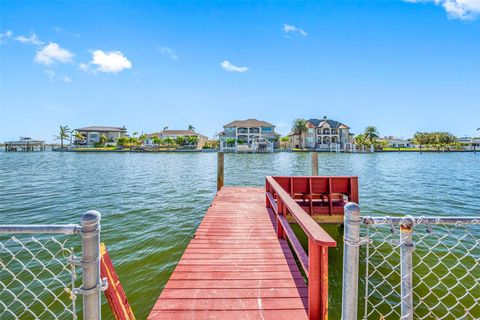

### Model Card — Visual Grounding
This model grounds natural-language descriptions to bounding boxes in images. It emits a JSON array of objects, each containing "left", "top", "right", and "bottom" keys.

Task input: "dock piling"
[
  {"left": 311, "top": 152, "right": 319, "bottom": 176},
  {"left": 217, "top": 152, "right": 224, "bottom": 191}
]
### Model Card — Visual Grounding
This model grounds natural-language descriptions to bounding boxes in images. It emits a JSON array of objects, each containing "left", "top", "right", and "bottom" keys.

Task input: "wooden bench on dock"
[{"left": 148, "top": 176, "right": 356, "bottom": 319}]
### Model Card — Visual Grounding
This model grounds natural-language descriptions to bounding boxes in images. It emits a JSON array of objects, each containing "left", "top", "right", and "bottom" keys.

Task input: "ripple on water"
[{"left": 0, "top": 151, "right": 479, "bottom": 319}]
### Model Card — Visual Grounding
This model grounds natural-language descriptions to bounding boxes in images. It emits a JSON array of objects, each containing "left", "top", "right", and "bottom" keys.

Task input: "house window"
[
  {"left": 225, "top": 127, "right": 235, "bottom": 133},
  {"left": 308, "top": 128, "right": 314, "bottom": 133},
  {"left": 261, "top": 127, "right": 273, "bottom": 133}
]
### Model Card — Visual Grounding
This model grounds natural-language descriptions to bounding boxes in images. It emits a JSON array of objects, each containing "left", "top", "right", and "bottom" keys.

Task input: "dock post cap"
[
  {"left": 81, "top": 210, "right": 101, "bottom": 230},
  {"left": 345, "top": 202, "right": 360, "bottom": 212}
]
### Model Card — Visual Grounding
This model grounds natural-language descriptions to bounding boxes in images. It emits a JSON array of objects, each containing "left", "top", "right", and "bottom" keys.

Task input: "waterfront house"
[
  {"left": 289, "top": 117, "right": 353, "bottom": 150},
  {"left": 378, "top": 136, "right": 413, "bottom": 148},
  {"left": 458, "top": 136, "right": 480, "bottom": 151},
  {"left": 145, "top": 129, "right": 208, "bottom": 148},
  {"left": 218, "top": 119, "right": 278, "bottom": 152},
  {"left": 73, "top": 126, "right": 127, "bottom": 147}
]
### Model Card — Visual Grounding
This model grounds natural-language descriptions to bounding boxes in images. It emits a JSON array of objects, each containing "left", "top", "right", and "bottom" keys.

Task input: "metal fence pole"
[
  {"left": 81, "top": 210, "right": 101, "bottom": 320},
  {"left": 400, "top": 219, "right": 414, "bottom": 320},
  {"left": 341, "top": 202, "right": 362, "bottom": 320}
]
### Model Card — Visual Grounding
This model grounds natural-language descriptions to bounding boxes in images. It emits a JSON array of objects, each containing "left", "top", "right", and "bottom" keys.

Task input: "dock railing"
[
  {"left": 341, "top": 203, "right": 480, "bottom": 320},
  {"left": 0, "top": 211, "right": 104, "bottom": 319},
  {"left": 266, "top": 176, "right": 337, "bottom": 320}
]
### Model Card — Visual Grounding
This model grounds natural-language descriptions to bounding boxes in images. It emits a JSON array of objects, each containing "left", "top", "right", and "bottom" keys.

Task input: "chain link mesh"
[
  {"left": 361, "top": 217, "right": 480, "bottom": 319},
  {"left": 0, "top": 235, "right": 78, "bottom": 319}
]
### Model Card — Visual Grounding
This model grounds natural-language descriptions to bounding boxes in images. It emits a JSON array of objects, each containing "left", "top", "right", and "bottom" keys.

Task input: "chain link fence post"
[
  {"left": 341, "top": 202, "right": 362, "bottom": 320},
  {"left": 400, "top": 219, "right": 414, "bottom": 320},
  {"left": 80, "top": 210, "right": 101, "bottom": 320}
]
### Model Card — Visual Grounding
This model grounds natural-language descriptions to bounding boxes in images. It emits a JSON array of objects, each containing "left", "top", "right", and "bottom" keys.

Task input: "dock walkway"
[{"left": 148, "top": 186, "right": 308, "bottom": 319}]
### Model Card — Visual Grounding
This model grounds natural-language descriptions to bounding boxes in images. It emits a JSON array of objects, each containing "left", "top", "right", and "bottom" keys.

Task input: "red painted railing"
[
  {"left": 271, "top": 176, "right": 359, "bottom": 216},
  {"left": 266, "top": 176, "right": 337, "bottom": 320}
]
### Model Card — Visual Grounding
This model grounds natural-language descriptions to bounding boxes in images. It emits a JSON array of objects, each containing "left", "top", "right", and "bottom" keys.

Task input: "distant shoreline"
[{"left": 41, "top": 148, "right": 477, "bottom": 153}]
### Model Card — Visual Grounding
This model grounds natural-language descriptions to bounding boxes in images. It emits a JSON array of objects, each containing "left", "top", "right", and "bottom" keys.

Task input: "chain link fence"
[
  {"left": 342, "top": 203, "right": 480, "bottom": 320},
  {"left": 0, "top": 211, "right": 103, "bottom": 320},
  {"left": 0, "top": 235, "right": 77, "bottom": 319}
]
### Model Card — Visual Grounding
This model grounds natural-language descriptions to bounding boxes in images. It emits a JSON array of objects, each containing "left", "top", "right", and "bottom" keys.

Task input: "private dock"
[
  {"left": 4, "top": 137, "right": 46, "bottom": 152},
  {"left": 148, "top": 176, "right": 358, "bottom": 320}
]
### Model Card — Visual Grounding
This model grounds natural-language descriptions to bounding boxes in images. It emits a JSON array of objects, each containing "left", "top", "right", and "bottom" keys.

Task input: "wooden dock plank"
[{"left": 148, "top": 186, "right": 308, "bottom": 320}]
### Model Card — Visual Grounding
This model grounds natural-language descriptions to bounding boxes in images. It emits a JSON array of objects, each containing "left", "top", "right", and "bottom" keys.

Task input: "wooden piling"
[
  {"left": 311, "top": 152, "right": 318, "bottom": 176},
  {"left": 217, "top": 152, "right": 224, "bottom": 191}
]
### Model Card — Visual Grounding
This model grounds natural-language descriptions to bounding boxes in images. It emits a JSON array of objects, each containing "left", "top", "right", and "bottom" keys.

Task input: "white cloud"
[
  {"left": 35, "top": 43, "right": 74, "bottom": 65},
  {"left": 15, "top": 33, "right": 43, "bottom": 45},
  {"left": 220, "top": 60, "right": 249, "bottom": 72},
  {"left": 160, "top": 47, "right": 178, "bottom": 60},
  {"left": 405, "top": 0, "right": 480, "bottom": 19},
  {"left": 63, "top": 76, "right": 72, "bottom": 83},
  {"left": 0, "top": 30, "right": 13, "bottom": 43},
  {"left": 79, "top": 63, "right": 89, "bottom": 72},
  {"left": 283, "top": 24, "right": 308, "bottom": 36},
  {"left": 44, "top": 69, "right": 55, "bottom": 80},
  {"left": 86, "top": 50, "right": 132, "bottom": 73}
]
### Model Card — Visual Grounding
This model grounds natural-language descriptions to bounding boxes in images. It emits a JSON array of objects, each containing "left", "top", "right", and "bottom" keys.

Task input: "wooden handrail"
[
  {"left": 266, "top": 175, "right": 338, "bottom": 320},
  {"left": 266, "top": 176, "right": 336, "bottom": 246}
]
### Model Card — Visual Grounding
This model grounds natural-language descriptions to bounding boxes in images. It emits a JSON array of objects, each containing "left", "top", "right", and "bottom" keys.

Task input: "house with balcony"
[
  {"left": 218, "top": 119, "right": 278, "bottom": 152},
  {"left": 289, "top": 117, "right": 353, "bottom": 151},
  {"left": 145, "top": 129, "right": 208, "bottom": 148},
  {"left": 73, "top": 126, "right": 127, "bottom": 147}
]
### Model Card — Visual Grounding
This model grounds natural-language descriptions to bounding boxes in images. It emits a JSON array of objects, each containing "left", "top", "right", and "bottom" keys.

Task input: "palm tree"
[
  {"left": 354, "top": 134, "right": 366, "bottom": 146},
  {"left": 54, "top": 125, "right": 70, "bottom": 148},
  {"left": 363, "top": 126, "right": 379, "bottom": 145},
  {"left": 138, "top": 134, "right": 147, "bottom": 146},
  {"left": 116, "top": 137, "right": 127, "bottom": 147},
  {"left": 163, "top": 126, "right": 169, "bottom": 132},
  {"left": 280, "top": 136, "right": 290, "bottom": 149},
  {"left": 291, "top": 119, "right": 308, "bottom": 148},
  {"left": 175, "top": 136, "right": 186, "bottom": 146},
  {"left": 99, "top": 134, "right": 108, "bottom": 146},
  {"left": 188, "top": 124, "right": 195, "bottom": 132},
  {"left": 187, "top": 135, "right": 199, "bottom": 146},
  {"left": 164, "top": 137, "right": 173, "bottom": 146},
  {"left": 72, "top": 131, "right": 84, "bottom": 146},
  {"left": 150, "top": 136, "right": 159, "bottom": 151}
]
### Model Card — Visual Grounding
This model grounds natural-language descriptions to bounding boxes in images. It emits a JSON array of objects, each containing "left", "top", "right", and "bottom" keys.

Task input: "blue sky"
[{"left": 1, "top": 1, "right": 479, "bottom": 142}]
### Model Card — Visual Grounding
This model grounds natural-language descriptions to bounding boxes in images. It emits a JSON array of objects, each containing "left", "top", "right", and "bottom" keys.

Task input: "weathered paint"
[
  {"left": 100, "top": 243, "right": 135, "bottom": 320},
  {"left": 266, "top": 176, "right": 337, "bottom": 320},
  {"left": 148, "top": 187, "right": 308, "bottom": 320}
]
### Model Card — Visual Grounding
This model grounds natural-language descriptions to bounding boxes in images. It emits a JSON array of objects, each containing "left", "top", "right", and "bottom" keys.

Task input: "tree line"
[{"left": 412, "top": 132, "right": 458, "bottom": 150}]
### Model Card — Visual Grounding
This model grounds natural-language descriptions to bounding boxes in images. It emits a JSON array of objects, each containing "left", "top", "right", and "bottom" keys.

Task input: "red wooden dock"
[{"left": 149, "top": 176, "right": 355, "bottom": 319}]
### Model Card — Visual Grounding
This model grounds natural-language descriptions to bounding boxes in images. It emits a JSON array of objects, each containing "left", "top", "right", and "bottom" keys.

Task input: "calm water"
[{"left": 0, "top": 151, "right": 479, "bottom": 319}]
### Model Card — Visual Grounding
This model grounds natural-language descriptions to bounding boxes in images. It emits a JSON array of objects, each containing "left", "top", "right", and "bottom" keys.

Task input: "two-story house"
[
  {"left": 218, "top": 119, "right": 277, "bottom": 152},
  {"left": 289, "top": 117, "right": 352, "bottom": 150}
]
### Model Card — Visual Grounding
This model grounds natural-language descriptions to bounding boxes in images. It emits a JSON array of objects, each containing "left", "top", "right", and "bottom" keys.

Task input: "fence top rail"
[
  {"left": 266, "top": 176, "right": 336, "bottom": 246},
  {"left": 362, "top": 216, "right": 480, "bottom": 226},
  {"left": 0, "top": 224, "right": 81, "bottom": 235}
]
